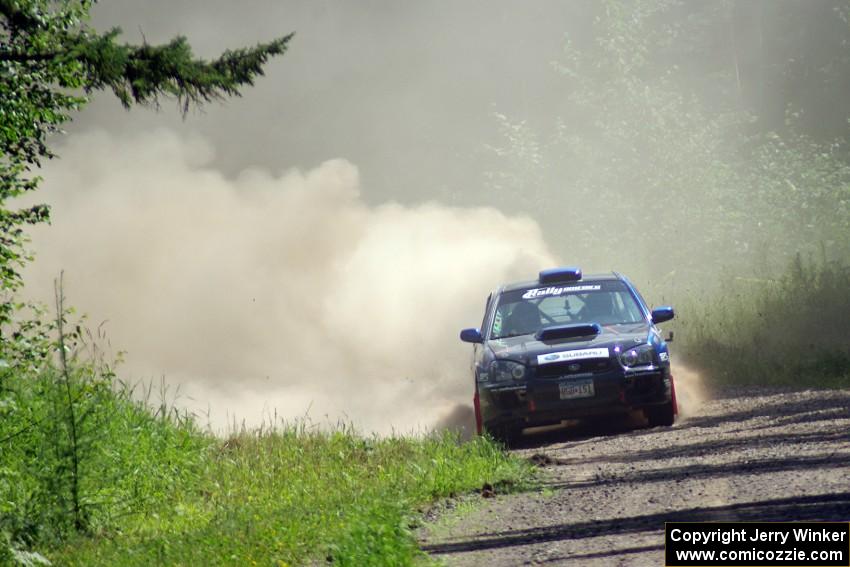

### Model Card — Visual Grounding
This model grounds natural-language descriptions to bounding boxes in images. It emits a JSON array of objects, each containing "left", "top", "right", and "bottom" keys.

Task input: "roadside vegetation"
[
  {"left": 673, "top": 255, "right": 850, "bottom": 389},
  {"left": 1, "top": 308, "right": 532, "bottom": 565},
  {"left": 0, "top": 3, "right": 532, "bottom": 565},
  {"left": 4, "top": 0, "right": 850, "bottom": 564}
]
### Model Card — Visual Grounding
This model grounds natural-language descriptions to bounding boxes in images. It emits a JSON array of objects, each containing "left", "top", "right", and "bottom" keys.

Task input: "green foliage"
[
  {"left": 77, "top": 31, "right": 293, "bottom": 112},
  {"left": 483, "top": 0, "right": 850, "bottom": 290},
  {"left": 0, "top": 0, "right": 291, "bottom": 326},
  {"left": 2, "top": 350, "right": 530, "bottom": 565},
  {"left": 672, "top": 255, "right": 850, "bottom": 387},
  {"left": 0, "top": 286, "right": 531, "bottom": 564},
  {"left": 484, "top": 0, "right": 746, "bottom": 282},
  {"left": 743, "top": 133, "right": 850, "bottom": 261},
  {"left": 0, "top": 2, "right": 293, "bottom": 562},
  {"left": 0, "top": 336, "right": 210, "bottom": 558}
]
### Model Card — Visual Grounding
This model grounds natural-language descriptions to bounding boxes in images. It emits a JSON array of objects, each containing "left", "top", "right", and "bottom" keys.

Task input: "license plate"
[{"left": 559, "top": 379, "right": 595, "bottom": 400}]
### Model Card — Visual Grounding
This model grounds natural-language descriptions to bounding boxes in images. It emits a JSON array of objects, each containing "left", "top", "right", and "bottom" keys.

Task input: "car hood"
[{"left": 486, "top": 322, "right": 652, "bottom": 363}]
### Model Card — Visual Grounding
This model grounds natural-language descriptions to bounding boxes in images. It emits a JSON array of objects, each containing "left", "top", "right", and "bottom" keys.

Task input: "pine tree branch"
[
  {"left": 0, "top": 0, "right": 41, "bottom": 32},
  {"left": 0, "top": 49, "right": 61, "bottom": 62}
]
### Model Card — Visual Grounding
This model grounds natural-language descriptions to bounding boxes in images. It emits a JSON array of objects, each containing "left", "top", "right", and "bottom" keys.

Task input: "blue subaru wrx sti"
[{"left": 460, "top": 267, "right": 677, "bottom": 443}]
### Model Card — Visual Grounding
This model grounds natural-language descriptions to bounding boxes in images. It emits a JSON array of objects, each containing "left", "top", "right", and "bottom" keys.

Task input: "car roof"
[{"left": 499, "top": 272, "right": 623, "bottom": 293}]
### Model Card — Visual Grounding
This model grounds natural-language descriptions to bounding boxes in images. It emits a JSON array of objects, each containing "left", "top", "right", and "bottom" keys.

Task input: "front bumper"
[{"left": 478, "top": 366, "right": 672, "bottom": 430}]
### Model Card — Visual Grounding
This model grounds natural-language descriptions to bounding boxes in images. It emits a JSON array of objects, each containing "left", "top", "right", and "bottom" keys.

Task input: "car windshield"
[{"left": 489, "top": 280, "right": 645, "bottom": 339}]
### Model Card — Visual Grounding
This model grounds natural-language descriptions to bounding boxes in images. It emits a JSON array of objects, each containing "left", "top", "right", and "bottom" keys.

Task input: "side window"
[
  {"left": 631, "top": 288, "right": 650, "bottom": 312},
  {"left": 616, "top": 291, "right": 643, "bottom": 323},
  {"left": 480, "top": 293, "right": 492, "bottom": 334},
  {"left": 492, "top": 309, "right": 504, "bottom": 337}
]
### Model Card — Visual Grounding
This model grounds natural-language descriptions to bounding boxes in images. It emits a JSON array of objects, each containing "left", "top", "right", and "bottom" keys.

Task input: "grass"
[
  {"left": 0, "top": 359, "right": 533, "bottom": 566},
  {"left": 0, "top": 282, "right": 534, "bottom": 565},
  {"left": 670, "top": 254, "right": 850, "bottom": 388},
  {"left": 55, "top": 428, "right": 530, "bottom": 566}
]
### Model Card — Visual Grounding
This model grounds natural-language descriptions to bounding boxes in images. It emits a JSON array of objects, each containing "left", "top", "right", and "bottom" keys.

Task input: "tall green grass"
[
  {"left": 1, "top": 282, "right": 531, "bottom": 565},
  {"left": 672, "top": 255, "right": 850, "bottom": 388},
  {"left": 50, "top": 427, "right": 527, "bottom": 566},
  {"left": 1, "top": 356, "right": 531, "bottom": 566}
]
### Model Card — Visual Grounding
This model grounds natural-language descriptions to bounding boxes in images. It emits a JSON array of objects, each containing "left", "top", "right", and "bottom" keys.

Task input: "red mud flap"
[
  {"left": 671, "top": 374, "right": 679, "bottom": 416},
  {"left": 473, "top": 387, "right": 483, "bottom": 435}
]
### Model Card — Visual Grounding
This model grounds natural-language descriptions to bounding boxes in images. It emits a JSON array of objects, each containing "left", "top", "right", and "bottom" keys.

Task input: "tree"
[
  {"left": 0, "top": 0, "right": 292, "bottom": 337},
  {"left": 483, "top": 0, "right": 749, "bottom": 284},
  {"left": 481, "top": 0, "right": 850, "bottom": 289}
]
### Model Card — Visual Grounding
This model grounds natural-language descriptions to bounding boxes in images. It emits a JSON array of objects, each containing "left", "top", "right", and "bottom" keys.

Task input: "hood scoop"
[{"left": 536, "top": 323, "right": 601, "bottom": 342}]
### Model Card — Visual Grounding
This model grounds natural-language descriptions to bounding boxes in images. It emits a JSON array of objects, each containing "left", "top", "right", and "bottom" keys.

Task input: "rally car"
[{"left": 459, "top": 267, "right": 677, "bottom": 443}]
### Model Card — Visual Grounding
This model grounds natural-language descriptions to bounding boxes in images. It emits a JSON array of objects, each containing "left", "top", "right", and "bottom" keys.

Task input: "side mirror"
[
  {"left": 651, "top": 306, "right": 675, "bottom": 325},
  {"left": 460, "top": 328, "right": 484, "bottom": 343}
]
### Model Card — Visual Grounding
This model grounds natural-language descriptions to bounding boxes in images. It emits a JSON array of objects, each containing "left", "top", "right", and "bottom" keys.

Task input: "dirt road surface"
[{"left": 422, "top": 386, "right": 850, "bottom": 566}]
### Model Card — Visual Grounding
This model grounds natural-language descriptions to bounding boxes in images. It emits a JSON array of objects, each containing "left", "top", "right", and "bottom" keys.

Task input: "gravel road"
[{"left": 421, "top": 385, "right": 850, "bottom": 566}]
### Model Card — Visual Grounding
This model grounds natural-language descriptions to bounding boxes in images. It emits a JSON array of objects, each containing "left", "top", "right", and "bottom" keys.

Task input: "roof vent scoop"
[{"left": 538, "top": 266, "right": 582, "bottom": 285}]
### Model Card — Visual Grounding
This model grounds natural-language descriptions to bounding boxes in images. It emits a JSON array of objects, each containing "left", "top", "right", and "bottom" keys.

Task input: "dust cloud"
[
  {"left": 671, "top": 363, "right": 710, "bottom": 419},
  {"left": 24, "top": 129, "right": 556, "bottom": 433}
]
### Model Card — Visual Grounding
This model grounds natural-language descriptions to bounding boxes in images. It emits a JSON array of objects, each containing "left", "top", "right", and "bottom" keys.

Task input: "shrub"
[{"left": 673, "top": 254, "right": 850, "bottom": 387}]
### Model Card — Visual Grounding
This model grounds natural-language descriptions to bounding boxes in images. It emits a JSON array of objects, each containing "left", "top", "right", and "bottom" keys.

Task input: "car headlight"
[
  {"left": 488, "top": 360, "right": 526, "bottom": 381},
  {"left": 619, "top": 344, "right": 655, "bottom": 368}
]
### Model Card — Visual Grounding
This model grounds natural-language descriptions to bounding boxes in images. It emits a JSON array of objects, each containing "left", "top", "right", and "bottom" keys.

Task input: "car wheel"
[
  {"left": 645, "top": 400, "right": 675, "bottom": 427},
  {"left": 486, "top": 424, "right": 520, "bottom": 448}
]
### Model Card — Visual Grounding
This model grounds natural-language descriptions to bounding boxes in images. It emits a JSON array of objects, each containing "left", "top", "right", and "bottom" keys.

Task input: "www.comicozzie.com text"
[{"left": 669, "top": 527, "right": 847, "bottom": 546}]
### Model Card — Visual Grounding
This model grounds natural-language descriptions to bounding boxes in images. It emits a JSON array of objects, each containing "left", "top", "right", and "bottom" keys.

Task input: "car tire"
[
  {"left": 486, "top": 424, "right": 520, "bottom": 448},
  {"left": 645, "top": 400, "right": 675, "bottom": 427}
]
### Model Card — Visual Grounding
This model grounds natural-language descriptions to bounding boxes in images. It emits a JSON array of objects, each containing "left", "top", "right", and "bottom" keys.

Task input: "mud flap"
[{"left": 670, "top": 374, "right": 679, "bottom": 416}]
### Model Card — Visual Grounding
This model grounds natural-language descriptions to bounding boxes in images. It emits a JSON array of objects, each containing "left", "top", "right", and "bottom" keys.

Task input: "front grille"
[
  {"left": 536, "top": 358, "right": 612, "bottom": 378},
  {"left": 627, "top": 373, "right": 661, "bottom": 392}
]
